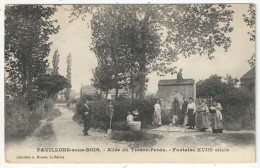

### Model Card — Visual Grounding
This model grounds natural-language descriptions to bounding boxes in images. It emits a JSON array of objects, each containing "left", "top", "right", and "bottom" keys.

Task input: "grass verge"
[
  {"left": 35, "top": 122, "right": 55, "bottom": 141},
  {"left": 111, "top": 130, "right": 163, "bottom": 148}
]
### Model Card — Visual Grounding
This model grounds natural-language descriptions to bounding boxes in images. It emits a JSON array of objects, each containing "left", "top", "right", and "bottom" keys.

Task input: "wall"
[{"left": 157, "top": 80, "right": 195, "bottom": 116}]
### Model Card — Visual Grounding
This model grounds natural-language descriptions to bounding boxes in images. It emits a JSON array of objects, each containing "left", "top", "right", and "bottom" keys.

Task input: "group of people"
[
  {"left": 80, "top": 96, "right": 224, "bottom": 136},
  {"left": 152, "top": 97, "right": 224, "bottom": 133},
  {"left": 80, "top": 99, "right": 115, "bottom": 136}
]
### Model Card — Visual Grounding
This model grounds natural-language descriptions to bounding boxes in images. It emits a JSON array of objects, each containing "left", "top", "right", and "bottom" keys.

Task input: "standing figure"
[
  {"left": 152, "top": 99, "right": 162, "bottom": 126},
  {"left": 196, "top": 99, "right": 210, "bottom": 132},
  {"left": 172, "top": 97, "right": 180, "bottom": 126},
  {"left": 187, "top": 97, "right": 196, "bottom": 129},
  {"left": 177, "top": 68, "right": 184, "bottom": 83},
  {"left": 181, "top": 97, "right": 189, "bottom": 126},
  {"left": 209, "top": 100, "right": 223, "bottom": 133},
  {"left": 106, "top": 100, "right": 114, "bottom": 131},
  {"left": 81, "top": 99, "right": 92, "bottom": 136}
]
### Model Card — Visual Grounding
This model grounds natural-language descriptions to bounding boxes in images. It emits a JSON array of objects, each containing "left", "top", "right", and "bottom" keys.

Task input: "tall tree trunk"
[
  {"left": 106, "top": 89, "right": 108, "bottom": 99},
  {"left": 137, "top": 12, "right": 151, "bottom": 100},
  {"left": 115, "top": 85, "right": 119, "bottom": 100},
  {"left": 138, "top": 64, "right": 146, "bottom": 100},
  {"left": 131, "top": 87, "right": 134, "bottom": 102},
  {"left": 111, "top": 49, "right": 119, "bottom": 100}
]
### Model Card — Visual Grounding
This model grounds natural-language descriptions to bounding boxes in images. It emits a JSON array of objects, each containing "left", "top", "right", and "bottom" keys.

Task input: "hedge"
[{"left": 75, "top": 97, "right": 158, "bottom": 130}]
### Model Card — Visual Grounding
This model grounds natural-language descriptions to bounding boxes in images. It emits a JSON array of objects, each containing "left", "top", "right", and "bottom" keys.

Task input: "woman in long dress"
[
  {"left": 187, "top": 97, "right": 196, "bottom": 129},
  {"left": 152, "top": 99, "right": 162, "bottom": 126},
  {"left": 209, "top": 100, "right": 223, "bottom": 133},
  {"left": 196, "top": 99, "right": 210, "bottom": 132}
]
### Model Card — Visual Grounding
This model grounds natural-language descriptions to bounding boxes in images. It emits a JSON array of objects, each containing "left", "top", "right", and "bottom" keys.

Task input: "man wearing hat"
[{"left": 81, "top": 98, "right": 92, "bottom": 136}]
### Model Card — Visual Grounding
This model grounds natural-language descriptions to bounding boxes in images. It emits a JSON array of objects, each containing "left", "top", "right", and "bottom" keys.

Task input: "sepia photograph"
[{"left": 3, "top": 3, "right": 256, "bottom": 163}]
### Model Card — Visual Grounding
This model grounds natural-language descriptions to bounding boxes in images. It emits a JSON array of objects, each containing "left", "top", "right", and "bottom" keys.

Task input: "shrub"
[
  {"left": 44, "top": 98, "right": 54, "bottom": 114},
  {"left": 5, "top": 99, "right": 42, "bottom": 140},
  {"left": 74, "top": 97, "right": 158, "bottom": 131},
  {"left": 5, "top": 97, "right": 56, "bottom": 140},
  {"left": 218, "top": 89, "right": 255, "bottom": 130},
  {"left": 197, "top": 75, "right": 255, "bottom": 130}
]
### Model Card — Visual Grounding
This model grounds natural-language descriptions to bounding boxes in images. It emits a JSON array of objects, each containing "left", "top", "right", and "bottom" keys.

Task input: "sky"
[{"left": 48, "top": 4, "right": 255, "bottom": 94}]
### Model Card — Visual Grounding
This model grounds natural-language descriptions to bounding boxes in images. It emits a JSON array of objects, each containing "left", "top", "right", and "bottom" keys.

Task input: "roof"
[
  {"left": 82, "top": 85, "right": 98, "bottom": 94},
  {"left": 240, "top": 67, "right": 255, "bottom": 80},
  {"left": 158, "top": 79, "right": 194, "bottom": 86},
  {"left": 107, "top": 88, "right": 128, "bottom": 94}
]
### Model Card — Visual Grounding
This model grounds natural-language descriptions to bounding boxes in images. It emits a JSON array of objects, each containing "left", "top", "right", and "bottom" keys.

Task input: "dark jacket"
[
  {"left": 182, "top": 101, "right": 189, "bottom": 113},
  {"left": 81, "top": 103, "right": 92, "bottom": 117}
]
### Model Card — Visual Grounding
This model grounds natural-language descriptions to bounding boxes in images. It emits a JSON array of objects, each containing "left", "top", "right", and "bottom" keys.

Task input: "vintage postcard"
[{"left": 3, "top": 3, "right": 256, "bottom": 163}]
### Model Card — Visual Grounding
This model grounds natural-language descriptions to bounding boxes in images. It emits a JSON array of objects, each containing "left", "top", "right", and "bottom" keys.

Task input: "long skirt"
[
  {"left": 210, "top": 113, "right": 223, "bottom": 133},
  {"left": 188, "top": 109, "right": 195, "bottom": 127},
  {"left": 196, "top": 111, "right": 210, "bottom": 130},
  {"left": 183, "top": 114, "right": 188, "bottom": 125},
  {"left": 153, "top": 110, "right": 162, "bottom": 125}
]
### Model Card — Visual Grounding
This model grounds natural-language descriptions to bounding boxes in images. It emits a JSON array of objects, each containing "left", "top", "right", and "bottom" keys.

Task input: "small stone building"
[
  {"left": 240, "top": 67, "right": 255, "bottom": 93},
  {"left": 157, "top": 79, "right": 196, "bottom": 116}
]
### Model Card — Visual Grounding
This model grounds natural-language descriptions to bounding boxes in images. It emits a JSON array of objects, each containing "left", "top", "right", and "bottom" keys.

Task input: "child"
[
  {"left": 133, "top": 109, "right": 140, "bottom": 121},
  {"left": 127, "top": 111, "right": 134, "bottom": 124}
]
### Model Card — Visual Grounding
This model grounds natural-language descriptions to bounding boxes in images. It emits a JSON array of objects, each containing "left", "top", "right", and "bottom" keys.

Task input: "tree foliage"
[
  {"left": 243, "top": 4, "right": 255, "bottom": 42},
  {"left": 52, "top": 49, "right": 60, "bottom": 75},
  {"left": 248, "top": 53, "right": 255, "bottom": 68},
  {"left": 35, "top": 74, "right": 71, "bottom": 99},
  {"left": 5, "top": 5, "right": 60, "bottom": 97},
  {"left": 196, "top": 74, "right": 244, "bottom": 102},
  {"left": 243, "top": 4, "right": 255, "bottom": 68},
  {"left": 71, "top": 4, "right": 234, "bottom": 99},
  {"left": 65, "top": 53, "right": 72, "bottom": 101},
  {"left": 91, "top": 64, "right": 114, "bottom": 99}
]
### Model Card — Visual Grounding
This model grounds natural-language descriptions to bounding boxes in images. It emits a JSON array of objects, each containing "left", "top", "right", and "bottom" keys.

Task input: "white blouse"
[
  {"left": 154, "top": 103, "right": 161, "bottom": 111},
  {"left": 187, "top": 102, "right": 196, "bottom": 112}
]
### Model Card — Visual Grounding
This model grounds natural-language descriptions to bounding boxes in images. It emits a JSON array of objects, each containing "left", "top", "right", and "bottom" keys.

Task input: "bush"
[
  {"left": 74, "top": 97, "right": 158, "bottom": 130},
  {"left": 5, "top": 99, "right": 42, "bottom": 140},
  {"left": 44, "top": 98, "right": 54, "bottom": 114},
  {"left": 5, "top": 98, "right": 56, "bottom": 140},
  {"left": 197, "top": 75, "right": 255, "bottom": 130},
  {"left": 218, "top": 89, "right": 255, "bottom": 130}
]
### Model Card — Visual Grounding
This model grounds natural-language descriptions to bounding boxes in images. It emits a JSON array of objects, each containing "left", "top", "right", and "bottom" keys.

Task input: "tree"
[
  {"left": 65, "top": 53, "right": 72, "bottom": 101},
  {"left": 89, "top": 7, "right": 139, "bottom": 99},
  {"left": 248, "top": 53, "right": 255, "bottom": 68},
  {"left": 243, "top": 4, "right": 255, "bottom": 68},
  {"left": 5, "top": 5, "right": 60, "bottom": 97},
  {"left": 71, "top": 5, "right": 234, "bottom": 99},
  {"left": 52, "top": 49, "right": 60, "bottom": 75},
  {"left": 223, "top": 74, "right": 239, "bottom": 88},
  {"left": 35, "top": 74, "right": 71, "bottom": 99},
  {"left": 91, "top": 64, "right": 114, "bottom": 99},
  {"left": 243, "top": 4, "right": 255, "bottom": 42},
  {"left": 196, "top": 74, "right": 227, "bottom": 98}
]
